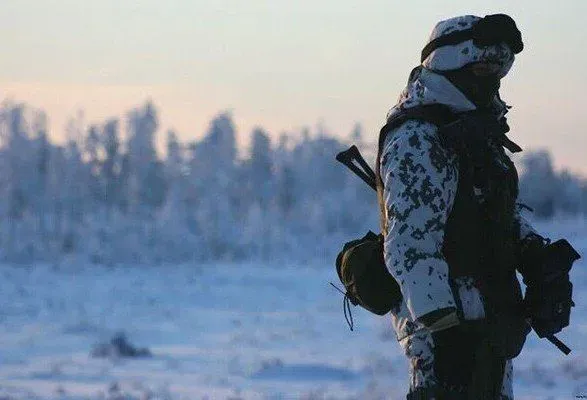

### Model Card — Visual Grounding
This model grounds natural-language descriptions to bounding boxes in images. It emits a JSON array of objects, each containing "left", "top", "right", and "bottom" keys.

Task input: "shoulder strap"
[
  {"left": 375, "top": 104, "right": 458, "bottom": 234},
  {"left": 377, "top": 104, "right": 457, "bottom": 158}
]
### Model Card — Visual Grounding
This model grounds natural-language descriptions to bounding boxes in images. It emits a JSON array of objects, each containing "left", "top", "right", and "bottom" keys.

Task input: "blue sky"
[{"left": 2, "top": 0, "right": 586, "bottom": 173}]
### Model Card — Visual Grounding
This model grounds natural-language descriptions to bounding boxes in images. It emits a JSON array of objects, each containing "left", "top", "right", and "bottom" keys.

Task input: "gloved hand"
[
  {"left": 525, "top": 277, "right": 573, "bottom": 338},
  {"left": 520, "top": 238, "right": 580, "bottom": 338}
]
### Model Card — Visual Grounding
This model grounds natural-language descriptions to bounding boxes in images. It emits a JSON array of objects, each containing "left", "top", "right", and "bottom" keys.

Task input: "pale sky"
[{"left": 2, "top": 0, "right": 586, "bottom": 173}]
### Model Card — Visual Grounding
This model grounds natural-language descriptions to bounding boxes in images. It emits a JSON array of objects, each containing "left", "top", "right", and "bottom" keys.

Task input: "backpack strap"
[
  {"left": 377, "top": 104, "right": 457, "bottom": 160},
  {"left": 375, "top": 104, "right": 458, "bottom": 234}
]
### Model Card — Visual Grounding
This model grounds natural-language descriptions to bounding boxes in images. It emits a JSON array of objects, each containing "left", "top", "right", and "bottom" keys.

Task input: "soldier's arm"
[
  {"left": 515, "top": 209, "right": 542, "bottom": 242},
  {"left": 380, "top": 119, "right": 459, "bottom": 328}
]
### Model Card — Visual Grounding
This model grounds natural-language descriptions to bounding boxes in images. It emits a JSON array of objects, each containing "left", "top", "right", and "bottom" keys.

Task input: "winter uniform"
[{"left": 379, "top": 15, "right": 538, "bottom": 399}]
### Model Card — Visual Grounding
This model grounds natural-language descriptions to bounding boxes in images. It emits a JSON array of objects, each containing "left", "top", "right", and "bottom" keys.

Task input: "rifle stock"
[{"left": 336, "top": 145, "right": 377, "bottom": 191}]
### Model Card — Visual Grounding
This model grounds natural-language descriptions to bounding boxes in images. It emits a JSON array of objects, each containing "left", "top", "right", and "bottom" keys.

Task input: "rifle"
[
  {"left": 335, "top": 145, "right": 376, "bottom": 190},
  {"left": 335, "top": 144, "right": 572, "bottom": 355}
]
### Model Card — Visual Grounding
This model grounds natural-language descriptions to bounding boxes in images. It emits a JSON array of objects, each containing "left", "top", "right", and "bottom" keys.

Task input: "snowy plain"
[{"left": 1, "top": 217, "right": 587, "bottom": 400}]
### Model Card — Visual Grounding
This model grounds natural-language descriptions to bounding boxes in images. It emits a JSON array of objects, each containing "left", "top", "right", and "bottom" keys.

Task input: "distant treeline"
[{"left": 0, "top": 100, "right": 582, "bottom": 264}]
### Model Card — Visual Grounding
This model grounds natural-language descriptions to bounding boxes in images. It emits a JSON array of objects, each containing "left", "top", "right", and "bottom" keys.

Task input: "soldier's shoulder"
[
  {"left": 382, "top": 118, "right": 445, "bottom": 155},
  {"left": 380, "top": 117, "right": 458, "bottom": 177}
]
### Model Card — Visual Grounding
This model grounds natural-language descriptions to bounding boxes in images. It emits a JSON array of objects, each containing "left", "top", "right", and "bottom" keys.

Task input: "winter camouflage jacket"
[{"left": 380, "top": 15, "right": 538, "bottom": 342}]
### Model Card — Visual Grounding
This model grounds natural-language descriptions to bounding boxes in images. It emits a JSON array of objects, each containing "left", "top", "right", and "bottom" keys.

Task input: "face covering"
[{"left": 443, "top": 67, "right": 501, "bottom": 108}]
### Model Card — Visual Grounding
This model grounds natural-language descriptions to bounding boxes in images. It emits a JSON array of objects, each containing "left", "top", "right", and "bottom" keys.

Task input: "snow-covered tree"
[
  {"left": 245, "top": 127, "right": 273, "bottom": 208},
  {"left": 188, "top": 112, "right": 239, "bottom": 258},
  {"left": 0, "top": 99, "right": 582, "bottom": 264},
  {"left": 519, "top": 151, "right": 559, "bottom": 218},
  {"left": 102, "top": 119, "right": 121, "bottom": 209},
  {"left": 126, "top": 101, "right": 162, "bottom": 211}
]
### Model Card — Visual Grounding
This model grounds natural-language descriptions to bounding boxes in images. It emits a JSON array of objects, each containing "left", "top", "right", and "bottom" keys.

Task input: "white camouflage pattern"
[
  {"left": 422, "top": 15, "right": 515, "bottom": 78},
  {"left": 381, "top": 15, "right": 536, "bottom": 398}
]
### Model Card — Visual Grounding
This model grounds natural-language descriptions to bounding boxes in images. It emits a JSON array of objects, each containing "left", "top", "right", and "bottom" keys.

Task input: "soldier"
[{"left": 377, "top": 14, "right": 579, "bottom": 399}]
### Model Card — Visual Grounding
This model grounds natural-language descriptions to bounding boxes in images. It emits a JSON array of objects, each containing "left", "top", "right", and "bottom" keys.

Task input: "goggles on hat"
[{"left": 421, "top": 14, "right": 524, "bottom": 63}]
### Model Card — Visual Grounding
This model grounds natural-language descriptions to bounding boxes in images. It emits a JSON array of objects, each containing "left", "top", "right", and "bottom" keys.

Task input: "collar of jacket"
[{"left": 387, "top": 67, "right": 509, "bottom": 121}]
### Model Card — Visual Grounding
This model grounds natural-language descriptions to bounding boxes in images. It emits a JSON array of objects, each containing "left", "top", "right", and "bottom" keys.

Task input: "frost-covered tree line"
[
  {"left": 0, "top": 100, "right": 583, "bottom": 264},
  {"left": 0, "top": 101, "right": 377, "bottom": 264},
  {"left": 517, "top": 151, "right": 587, "bottom": 218}
]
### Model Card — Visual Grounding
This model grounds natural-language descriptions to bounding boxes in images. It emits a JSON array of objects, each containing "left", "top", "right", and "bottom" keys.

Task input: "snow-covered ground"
[{"left": 2, "top": 218, "right": 587, "bottom": 400}]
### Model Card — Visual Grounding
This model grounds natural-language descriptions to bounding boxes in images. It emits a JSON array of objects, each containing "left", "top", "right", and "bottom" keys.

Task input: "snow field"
[{"left": 1, "top": 217, "right": 587, "bottom": 399}]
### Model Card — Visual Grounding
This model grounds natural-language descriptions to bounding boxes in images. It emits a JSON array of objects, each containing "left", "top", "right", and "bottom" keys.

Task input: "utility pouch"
[
  {"left": 522, "top": 239, "right": 580, "bottom": 338},
  {"left": 335, "top": 231, "right": 402, "bottom": 316},
  {"left": 526, "top": 278, "right": 574, "bottom": 338},
  {"left": 521, "top": 239, "right": 580, "bottom": 285}
]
